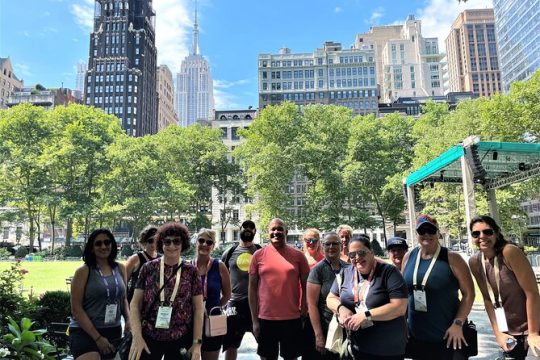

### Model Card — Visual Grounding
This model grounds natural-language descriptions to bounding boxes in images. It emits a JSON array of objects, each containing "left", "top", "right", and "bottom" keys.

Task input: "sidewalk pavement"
[{"left": 221, "top": 306, "right": 539, "bottom": 359}]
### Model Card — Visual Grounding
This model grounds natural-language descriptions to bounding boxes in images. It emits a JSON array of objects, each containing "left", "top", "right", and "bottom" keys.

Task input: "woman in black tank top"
[{"left": 125, "top": 225, "right": 159, "bottom": 303}]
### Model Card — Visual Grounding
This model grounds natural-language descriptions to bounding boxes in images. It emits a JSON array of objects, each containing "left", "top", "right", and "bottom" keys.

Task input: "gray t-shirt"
[
  {"left": 307, "top": 258, "right": 350, "bottom": 330},
  {"left": 222, "top": 244, "right": 259, "bottom": 301}
]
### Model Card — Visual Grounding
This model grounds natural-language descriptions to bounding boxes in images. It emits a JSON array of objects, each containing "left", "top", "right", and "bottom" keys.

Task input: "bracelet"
[
  {"left": 336, "top": 304, "right": 344, "bottom": 314},
  {"left": 94, "top": 335, "right": 102, "bottom": 342}
]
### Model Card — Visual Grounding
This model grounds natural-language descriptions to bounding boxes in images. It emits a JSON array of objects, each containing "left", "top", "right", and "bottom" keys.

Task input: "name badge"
[
  {"left": 495, "top": 307, "right": 508, "bottom": 332},
  {"left": 156, "top": 306, "right": 173, "bottom": 329},
  {"left": 413, "top": 289, "right": 427, "bottom": 312},
  {"left": 355, "top": 302, "right": 374, "bottom": 329},
  {"left": 104, "top": 303, "right": 118, "bottom": 324}
]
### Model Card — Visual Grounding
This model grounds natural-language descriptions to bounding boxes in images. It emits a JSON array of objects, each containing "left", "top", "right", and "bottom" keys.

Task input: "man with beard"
[
  {"left": 249, "top": 218, "right": 310, "bottom": 360},
  {"left": 221, "top": 220, "right": 261, "bottom": 360}
]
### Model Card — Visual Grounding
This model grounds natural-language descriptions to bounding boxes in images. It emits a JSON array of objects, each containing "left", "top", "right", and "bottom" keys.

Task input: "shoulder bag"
[{"left": 325, "top": 272, "right": 345, "bottom": 354}]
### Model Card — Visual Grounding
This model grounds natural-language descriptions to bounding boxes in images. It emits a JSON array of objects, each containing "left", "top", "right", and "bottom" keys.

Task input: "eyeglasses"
[
  {"left": 348, "top": 250, "right": 370, "bottom": 258},
  {"left": 163, "top": 238, "right": 182, "bottom": 246},
  {"left": 304, "top": 238, "right": 319, "bottom": 244},
  {"left": 323, "top": 241, "right": 340, "bottom": 248},
  {"left": 471, "top": 229, "right": 495, "bottom": 238},
  {"left": 94, "top": 239, "right": 112, "bottom": 247},
  {"left": 417, "top": 227, "right": 437, "bottom": 236},
  {"left": 198, "top": 238, "right": 214, "bottom": 246}
]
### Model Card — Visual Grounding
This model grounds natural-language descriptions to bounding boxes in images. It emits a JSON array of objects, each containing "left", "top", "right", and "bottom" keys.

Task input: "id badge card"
[
  {"left": 413, "top": 289, "right": 427, "bottom": 312},
  {"left": 156, "top": 306, "right": 173, "bottom": 329},
  {"left": 495, "top": 307, "right": 508, "bottom": 332},
  {"left": 104, "top": 303, "right": 117, "bottom": 324}
]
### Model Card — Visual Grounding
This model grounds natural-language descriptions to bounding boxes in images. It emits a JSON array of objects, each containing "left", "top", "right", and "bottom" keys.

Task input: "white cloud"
[
  {"left": 213, "top": 79, "right": 252, "bottom": 110},
  {"left": 335, "top": 7, "right": 342, "bottom": 13},
  {"left": 154, "top": 0, "right": 192, "bottom": 74},
  {"left": 14, "top": 63, "right": 32, "bottom": 78},
  {"left": 365, "top": 7, "right": 384, "bottom": 25},
  {"left": 71, "top": 0, "right": 94, "bottom": 33},
  {"left": 214, "top": 79, "right": 251, "bottom": 89},
  {"left": 416, "top": 0, "right": 493, "bottom": 51}
]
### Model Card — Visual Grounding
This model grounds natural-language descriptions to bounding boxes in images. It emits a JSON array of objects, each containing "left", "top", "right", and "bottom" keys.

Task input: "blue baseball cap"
[
  {"left": 415, "top": 214, "right": 439, "bottom": 230},
  {"left": 387, "top": 237, "right": 408, "bottom": 250}
]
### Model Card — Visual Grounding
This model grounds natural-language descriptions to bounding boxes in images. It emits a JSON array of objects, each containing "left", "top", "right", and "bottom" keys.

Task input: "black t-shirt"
[{"left": 330, "top": 261, "right": 408, "bottom": 356}]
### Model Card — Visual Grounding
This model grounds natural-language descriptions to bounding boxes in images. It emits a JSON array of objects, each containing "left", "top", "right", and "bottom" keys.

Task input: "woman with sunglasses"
[
  {"left": 468, "top": 215, "right": 540, "bottom": 359},
  {"left": 125, "top": 225, "right": 160, "bottom": 303},
  {"left": 303, "top": 228, "right": 325, "bottom": 268},
  {"left": 129, "top": 222, "right": 204, "bottom": 360},
  {"left": 327, "top": 235, "right": 408, "bottom": 359},
  {"left": 193, "top": 229, "right": 231, "bottom": 360},
  {"left": 69, "top": 229, "right": 130, "bottom": 360},
  {"left": 402, "top": 215, "right": 475, "bottom": 359},
  {"left": 306, "top": 232, "right": 350, "bottom": 360}
]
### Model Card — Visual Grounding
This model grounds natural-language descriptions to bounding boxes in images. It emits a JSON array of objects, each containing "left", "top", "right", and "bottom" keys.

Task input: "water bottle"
[{"left": 506, "top": 338, "right": 517, "bottom": 351}]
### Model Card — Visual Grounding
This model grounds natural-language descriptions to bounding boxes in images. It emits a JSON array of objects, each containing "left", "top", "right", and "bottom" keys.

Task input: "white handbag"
[
  {"left": 325, "top": 273, "right": 345, "bottom": 354},
  {"left": 204, "top": 306, "right": 227, "bottom": 337}
]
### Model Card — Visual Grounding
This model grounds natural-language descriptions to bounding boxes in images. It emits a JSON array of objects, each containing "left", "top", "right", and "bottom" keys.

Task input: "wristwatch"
[
  {"left": 193, "top": 338, "right": 202, "bottom": 344},
  {"left": 453, "top": 319, "right": 464, "bottom": 327},
  {"left": 364, "top": 310, "right": 372, "bottom": 322}
]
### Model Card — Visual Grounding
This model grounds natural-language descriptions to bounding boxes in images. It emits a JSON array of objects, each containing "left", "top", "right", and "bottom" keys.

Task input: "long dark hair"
[
  {"left": 469, "top": 215, "right": 508, "bottom": 256},
  {"left": 83, "top": 228, "right": 118, "bottom": 268}
]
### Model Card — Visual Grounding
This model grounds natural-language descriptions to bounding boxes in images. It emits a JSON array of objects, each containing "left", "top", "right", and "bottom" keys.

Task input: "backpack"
[{"left": 222, "top": 243, "right": 262, "bottom": 270}]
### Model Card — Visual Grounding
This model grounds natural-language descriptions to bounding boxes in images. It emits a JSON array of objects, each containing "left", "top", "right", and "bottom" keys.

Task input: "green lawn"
[{"left": 0, "top": 260, "right": 82, "bottom": 297}]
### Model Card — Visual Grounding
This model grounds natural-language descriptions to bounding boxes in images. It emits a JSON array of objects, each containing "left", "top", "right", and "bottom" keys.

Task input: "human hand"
[
  {"left": 494, "top": 331, "right": 516, "bottom": 352},
  {"left": 128, "top": 333, "right": 150, "bottom": 360},
  {"left": 343, "top": 313, "right": 365, "bottom": 331},
  {"left": 188, "top": 344, "right": 201, "bottom": 360},
  {"left": 528, "top": 333, "right": 540, "bottom": 356},
  {"left": 443, "top": 324, "right": 467, "bottom": 350},
  {"left": 252, "top": 319, "right": 260, "bottom": 340},
  {"left": 315, "top": 332, "right": 326, "bottom": 353},
  {"left": 96, "top": 336, "right": 115, "bottom": 355},
  {"left": 337, "top": 307, "right": 353, "bottom": 327}
]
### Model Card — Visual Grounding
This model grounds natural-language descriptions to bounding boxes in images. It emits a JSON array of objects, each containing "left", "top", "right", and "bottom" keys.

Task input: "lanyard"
[
  {"left": 159, "top": 257, "right": 182, "bottom": 305},
  {"left": 96, "top": 265, "right": 120, "bottom": 302},
  {"left": 353, "top": 261, "right": 376, "bottom": 304},
  {"left": 194, "top": 257, "right": 213, "bottom": 300},
  {"left": 481, "top": 253, "right": 502, "bottom": 307},
  {"left": 412, "top": 245, "right": 441, "bottom": 290},
  {"left": 324, "top": 258, "right": 342, "bottom": 274}
]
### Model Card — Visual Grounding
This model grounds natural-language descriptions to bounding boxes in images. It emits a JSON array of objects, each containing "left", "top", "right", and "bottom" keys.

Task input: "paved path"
[{"left": 221, "top": 307, "right": 539, "bottom": 359}]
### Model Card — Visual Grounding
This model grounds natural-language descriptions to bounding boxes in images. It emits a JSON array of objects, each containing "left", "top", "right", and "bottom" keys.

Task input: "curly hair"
[
  {"left": 83, "top": 228, "right": 118, "bottom": 268},
  {"left": 138, "top": 225, "right": 158, "bottom": 245},
  {"left": 155, "top": 222, "right": 191, "bottom": 253}
]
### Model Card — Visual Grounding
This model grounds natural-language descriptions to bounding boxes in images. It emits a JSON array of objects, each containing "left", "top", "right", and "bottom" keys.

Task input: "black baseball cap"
[{"left": 241, "top": 220, "right": 256, "bottom": 229}]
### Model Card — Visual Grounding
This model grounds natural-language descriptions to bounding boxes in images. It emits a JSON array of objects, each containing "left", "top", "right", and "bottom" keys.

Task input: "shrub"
[
  {"left": 15, "top": 246, "right": 28, "bottom": 258},
  {"left": 35, "top": 291, "right": 71, "bottom": 326},
  {"left": 0, "top": 262, "right": 26, "bottom": 327},
  {"left": 63, "top": 245, "right": 82, "bottom": 258},
  {"left": 0, "top": 248, "right": 12, "bottom": 260},
  {"left": 121, "top": 244, "right": 134, "bottom": 257},
  {"left": 0, "top": 317, "right": 58, "bottom": 360}
]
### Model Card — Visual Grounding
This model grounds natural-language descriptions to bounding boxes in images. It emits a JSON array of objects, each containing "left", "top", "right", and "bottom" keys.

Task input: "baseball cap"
[
  {"left": 415, "top": 214, "right": 438, "bottom": 230},
  {"left": 241, "top": 220, "right": 256, "bottom": 229},
  {"left": 387, "top": 237, "right": 408, "bottom": 250}
]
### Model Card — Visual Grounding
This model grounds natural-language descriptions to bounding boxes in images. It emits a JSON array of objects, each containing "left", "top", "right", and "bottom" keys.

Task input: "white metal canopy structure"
[{"left": 403, "top": 136, "right": 540, "bottom": 243}]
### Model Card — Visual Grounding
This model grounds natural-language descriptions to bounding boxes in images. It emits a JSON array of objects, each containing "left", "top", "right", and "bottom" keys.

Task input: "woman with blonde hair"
[{"left": 303, "top": 228, "right": 325, "bottom": 268}]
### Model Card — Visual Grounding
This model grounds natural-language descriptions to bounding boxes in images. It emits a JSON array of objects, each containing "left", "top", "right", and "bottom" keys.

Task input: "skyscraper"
[
  {"left": 157, "top": 64, "right": 178, "bottom": 131},
  {"left": 75, "top": 61, "right": 87, "bottom": 100},
  {"left": 492, "top": 0, "right": 540, "bottom": 91},
  {"left": 446, "top": 9, "right": 502, "bottom": 97},
  {"left": 84, "top": 0, "right": 158, "bottom": 136},
  {"left": 175, "top": 5, "right": 214, "bottom": 127}
]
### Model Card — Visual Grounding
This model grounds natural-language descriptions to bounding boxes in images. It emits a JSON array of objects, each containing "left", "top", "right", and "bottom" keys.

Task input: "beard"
[{"left": 240, "top": 232, "right": 255, "bottom": 242}]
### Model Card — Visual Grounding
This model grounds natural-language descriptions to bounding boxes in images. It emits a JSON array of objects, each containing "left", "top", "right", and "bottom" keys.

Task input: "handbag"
[
  {"left": 463, "top": 320, "right": 478, "bottom": 357},
  {"left": 204, "top": 306, "right": 227, "bottom": 337},
  {"left": 325, "top": 273, "right": 346, "bottom": 354},
  {"left": 116, "top": 332, "right": 132, "bottom": 360}
]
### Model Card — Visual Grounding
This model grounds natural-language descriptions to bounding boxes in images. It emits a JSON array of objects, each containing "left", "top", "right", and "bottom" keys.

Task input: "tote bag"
[{"left": 204, "top": 306, "right": 227, "bottom": 337}]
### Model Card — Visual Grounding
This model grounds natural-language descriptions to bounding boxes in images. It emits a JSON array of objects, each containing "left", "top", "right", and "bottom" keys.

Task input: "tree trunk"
[
  {"left": 66, "top": 218, "right": 73, "bottom": 247},
  {"left": 374, "top": 195, "right": 387, "bottom": 248}
]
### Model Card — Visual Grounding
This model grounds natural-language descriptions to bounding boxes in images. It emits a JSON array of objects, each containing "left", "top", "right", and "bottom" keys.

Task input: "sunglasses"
[
  {"left": 348, "top": 250, "right": 370, "bottom": 258},
  {"left": 146, "top": 238, "right": 155, "bottom": 244},
  {"left": 94, "top": 239, "right": 112, "bottom": 247},
  {"left": 471, "top": 229, "right": 495, "bottom": 238},
  {"left": 305, "top": 238, "right": 319, "bottom": 244},
  {"left": 198, "top": 238, "right": 214, "bottom": 246},
  {"left": 417, "top": 227, "right": 437, "bottom": 236},
  {"left": 163, "top": 238, "right": 182, "bottom": 246},
  {"left": 323, "top": 241, "right": 340, "bottom": 248}
]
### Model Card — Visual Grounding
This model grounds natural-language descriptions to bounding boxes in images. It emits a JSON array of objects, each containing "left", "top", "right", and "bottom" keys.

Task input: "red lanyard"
[
  {"left": 353, "top": 261, "right": 377, "bottom": 304},
  {"left": 195, "top": 257, "right": 213, "bottom": 300}
]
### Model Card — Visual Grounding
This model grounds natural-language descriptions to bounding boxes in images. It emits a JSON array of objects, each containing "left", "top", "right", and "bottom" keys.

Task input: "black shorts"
[
  {"left": 405, "top": 335, "right": 467, "bottom": 360},
  {"left": 69, "top": 325, "right": 122, "bottom": 359},
  {"left": 257, "top": 318, "right": 303, "bottom": 359},
  {"left": 202, "top": 330, "right": 223, "bottom": 352},
  {"left": 140, "top": 334, "right": 191, "bottom": 360},
  {"left": 222, "top": 298, "right": 253, "bottom": 351}
]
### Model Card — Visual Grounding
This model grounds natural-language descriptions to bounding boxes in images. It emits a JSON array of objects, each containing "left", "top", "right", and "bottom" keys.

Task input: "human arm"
[
  {"left": 307, "top": 282, "right": 325, "bottom": 353},
  {"left": 218, "top": 261, "right": 232, "bottom": 307},
  {"left": 445, "top": 251, "right": 475, "bottom": 349},
  {"left": 503, "top": 245, "right": 540, "bottom": 355},
  {"left": 299, "top": 260, "right": 310, "bottom": 317},
  {"left": 117, "top": 263, "right": 131, "bottom": 334},
  {"left": 248, "top": 273, "right": 260, "bottom": 339},
  {"left": 70, "top": 265, "right": 114, "bottom": 355},
  {"left": 189, "top": 294, "right": 204, "bottom": 360},
  {"left": 128, "top": 289, "right": 150, "bottom": 360},
  {"left": 124, "top": 254, "right": 140, "bottom": 286},
  {"left": 344, "top": 298, "right": 407, "bottom": 331}
]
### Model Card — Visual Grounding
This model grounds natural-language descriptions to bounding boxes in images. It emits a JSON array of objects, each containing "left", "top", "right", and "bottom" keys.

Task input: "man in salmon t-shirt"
[{"left": 248, "top": 218, "right": 310, "bottom": 360}]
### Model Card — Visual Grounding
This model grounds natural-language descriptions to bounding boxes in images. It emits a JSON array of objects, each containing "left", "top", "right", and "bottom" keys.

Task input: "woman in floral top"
[{"left": 129, "top": 222, "right": 204, "bottom": 360}]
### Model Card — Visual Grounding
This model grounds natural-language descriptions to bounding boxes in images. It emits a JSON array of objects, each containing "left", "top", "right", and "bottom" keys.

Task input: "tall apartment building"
[
  {"left": 175, "top": 7, "right": 214, "bottom": 127},
  {"left": 258, "top": 42, "right": 379, "bottom": 115},
  {"left": 7, "top": 86, "right": 81, "bottom": 110},
  {"left": 156, "top": 65, "right": 177, "bottom": 131},
  {"left": 84, "top": 0, "right": 158, "bottom": 136},
  {"left": 75, "top": 61, "right": 87, "bottom": 100},
  {"left": 446, "top": 9, "right": 502, "bottom": 97},
  {"left": 211, "top": 109, "right": 258, "bottom": 243},
  {"left": 355, "top": 15, "right": 446, "bottom": 103},
  {"left": 0, "top": 57, "right": 23, "bottom": 109},
  {"left": 493, "top": 0, "right": 539, "bottom": 91}
]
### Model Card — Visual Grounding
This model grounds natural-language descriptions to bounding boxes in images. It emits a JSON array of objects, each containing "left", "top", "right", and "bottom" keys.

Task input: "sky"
[{"left": 0, "top": 0, "right": 492, "bottom": 110}]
